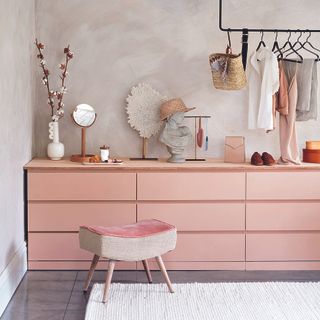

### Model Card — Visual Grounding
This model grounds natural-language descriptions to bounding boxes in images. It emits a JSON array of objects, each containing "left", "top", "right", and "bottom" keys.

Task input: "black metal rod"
[
  {"left": 219, "top": 0, "right": 320, "bottom": 33},
  {"left": 221, "top": 27, "right": 320, "bottom": 33},
  {"left": 185, "top": 115, "right": 211, "bottom": 118}
]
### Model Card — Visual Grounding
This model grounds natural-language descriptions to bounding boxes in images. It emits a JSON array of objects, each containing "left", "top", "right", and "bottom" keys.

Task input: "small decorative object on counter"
[
  {"left": 261, "top": 152, "right": 276, "bottom": 166},
  {"left": 196, "top": 118, "right": 204, "bottom": 148},
  {"left": 126, "top": 83, "right": 167, "bottom": 160},
  {"left": 306, "top": 141, "right": 320, "bottom": 150},
  {"left": 250, "top": 152, "right": 264, "bottom": 166},
  {"left": 159, "top": 98, "right": 194, "bottom": 163},
  {"left": 89, "top": 155, "right": 101, "bottom": 163},
  {"left": 205, "top": 118, "right": 209, "bottom": 151},
  {"left": 209, "top": 31, "right": 246, "bottom": 90},
  {"left": 70, "top": 104, "right": 97, "bottom": 163},
  {"left": 84, "top": 156, "right": 123, "bottom": 165},
  {"left": 184, "top": 115, "right": 212, "bottom": 161},
  {"left": 100, "top": 145, "right": 110, "bottom": 162},
  {"left": 303, "top": 141, "right": 320, "bottom": 163},
  {"left": 224, "top": 136, "right": 245, "bottom": 163},
  {"left": 250, "top": 152, "right": 276, "bottom": 166},
  {"left": 35, "top": 39, "right": 74, "bottom": 160},
  {"left": 47, "top": 117, "right": 64, "bottom": 160}
]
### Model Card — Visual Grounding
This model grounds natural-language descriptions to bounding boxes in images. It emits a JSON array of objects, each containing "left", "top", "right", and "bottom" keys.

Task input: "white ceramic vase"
[{"left": 47, "top": 121, "right": 64, "bottom": 160}]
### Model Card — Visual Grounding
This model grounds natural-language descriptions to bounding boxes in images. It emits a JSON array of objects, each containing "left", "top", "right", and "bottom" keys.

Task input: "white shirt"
[{"left": 248, "top": 47, "right": 279, "bottom": 130}]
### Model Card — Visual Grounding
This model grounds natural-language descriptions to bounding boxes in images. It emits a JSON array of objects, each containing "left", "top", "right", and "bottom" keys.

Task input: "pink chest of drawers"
[{"left": 25, "top": 159, "right": 320, "bottom": 270}]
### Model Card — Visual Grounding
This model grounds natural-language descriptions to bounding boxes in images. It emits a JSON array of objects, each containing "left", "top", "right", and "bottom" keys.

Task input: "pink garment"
[
  {"left": 269, "top": 61, "right": 289, "bottom": 132},
  {"left": 273, "top": 61, "right": 289, "bottom": 116},
  {"left": 81, "top": 219, "right": 176, "bottom": 238},
  {"left": 278, "top": 61, "right": 301, "bottom": 165}
]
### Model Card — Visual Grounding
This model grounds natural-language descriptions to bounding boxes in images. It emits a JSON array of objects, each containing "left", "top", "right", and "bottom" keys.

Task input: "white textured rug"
[{"left": 85, "top": 282, "right": 320, "bottom": 320}]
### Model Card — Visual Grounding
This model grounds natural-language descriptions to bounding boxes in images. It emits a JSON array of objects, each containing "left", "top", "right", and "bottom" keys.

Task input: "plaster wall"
[
  {"left": 34, "top": 0, "right": 320, "bottom": 159},
  {"left": 0, "top": 0, "right": 35, "bottom": 313}
]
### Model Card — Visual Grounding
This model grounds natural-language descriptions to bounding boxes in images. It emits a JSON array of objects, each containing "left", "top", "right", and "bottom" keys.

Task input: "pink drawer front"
[
  {"left": 28, "top": 172, "right": 136, "bottom": 200},
  {"left": 247, "top": 233, "right": 320, "bottom": 261},
  {"left": 29, "top": 233, "right": 89, "bottom": 260},
  {"left": 247, "top": 172, "right": 320, "bottom": 200},
  {"left": 29, "top": 203, "right": 136, "bottom": 231},
  {"left": 28, "top": 233, "right": 136, "bottom": 269},
  {"left": 29, "top": 260, "right": 136, "bottom": 270},
  {"left": 247, "top": 203, "right": 320, "bottom": 231},
  {"left": 137, "top": 203, "right": 245, "bottom": 231},
  {"left": 165, "top": 233, "right": 245, "bottom": 262},
  {"left": 137, "top": 172, "right": 245, "bottom": 200},
  {"left": 29, "top": 233, "right": 244, "bottom": 262},
  {"left": 137, "top": 261, "right": 245, "bottom": 271}
]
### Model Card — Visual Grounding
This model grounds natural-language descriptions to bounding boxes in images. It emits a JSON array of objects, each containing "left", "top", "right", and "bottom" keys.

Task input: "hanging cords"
[{"left": 227, "top": 28, "right": 232, "bottom": 48}]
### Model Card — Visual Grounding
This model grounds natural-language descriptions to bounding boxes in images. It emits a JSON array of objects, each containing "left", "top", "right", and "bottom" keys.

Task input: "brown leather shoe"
[
  {"left": 262, "top": 152, "right": 276, "bottom": 166},
  {"left": 251, "top": 152, "right": 264, "bottom": 166}
]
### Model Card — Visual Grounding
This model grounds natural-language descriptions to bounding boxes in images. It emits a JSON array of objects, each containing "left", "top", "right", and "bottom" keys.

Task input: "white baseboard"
[{"left": 0, "top": 242, "right": 27, "bottom": 317}]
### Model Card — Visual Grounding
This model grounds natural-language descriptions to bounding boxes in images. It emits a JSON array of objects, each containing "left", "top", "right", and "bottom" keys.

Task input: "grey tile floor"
[{"left": 2, "top": 270, "right": 320, "bottom": 320}]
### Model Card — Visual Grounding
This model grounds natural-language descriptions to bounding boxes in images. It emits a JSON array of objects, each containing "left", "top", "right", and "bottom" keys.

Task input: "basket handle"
[
  {"left": 226, "top": 30, "right": 233, "bottom": 54},
  {"left": 226, "top": 45, "right": 232, "bottom": 54}
]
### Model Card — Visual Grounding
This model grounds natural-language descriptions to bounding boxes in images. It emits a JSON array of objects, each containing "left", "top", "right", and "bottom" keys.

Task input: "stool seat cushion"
[
  {"left": 82, "top": 219, "right": 175, "bottom": 238},
  {"left": 79, "top": 219, "right": 177, "bottom": 261}
]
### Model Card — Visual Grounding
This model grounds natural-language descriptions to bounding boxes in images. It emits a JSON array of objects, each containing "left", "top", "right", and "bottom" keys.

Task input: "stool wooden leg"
[
  {"left": 142, "top": 259, "right": 153, "bottom": 283},
  {"left": 83, "top": 254, "right": 100, "bottom": 292},
  {"left": 103, "top": 260, "right": 116, "bottom": 303},
  {"left": 155, "top": 256, "right": 174, "bottom": 293}
]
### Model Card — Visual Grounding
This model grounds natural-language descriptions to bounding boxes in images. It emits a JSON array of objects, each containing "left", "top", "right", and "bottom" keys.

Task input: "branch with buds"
[{"left": 35, "top": 39, "right": 74, "bottom": 120}]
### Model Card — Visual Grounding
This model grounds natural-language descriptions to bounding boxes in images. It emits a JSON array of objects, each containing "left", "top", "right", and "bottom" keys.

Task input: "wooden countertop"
[{"left": 24, "top": 158, "right": 320, "bottom": 171}]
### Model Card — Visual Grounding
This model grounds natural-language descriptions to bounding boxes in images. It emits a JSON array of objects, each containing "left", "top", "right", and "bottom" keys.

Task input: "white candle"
[{"left": 100, "top": 145, "right": 110, "bottom": 162}]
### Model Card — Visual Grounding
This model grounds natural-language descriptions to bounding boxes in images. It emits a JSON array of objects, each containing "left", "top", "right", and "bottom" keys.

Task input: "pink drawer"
[
  {"left": 29, "top": 203, "right": 136, "bottom": 231},
  {"left": 29, "top": 260, "right": 135, "bottom": 270},
  {"left": 247, "top": 172, "right": 320, "bottom": 200},
  {"left": 247, "top": 233, "right": 320, "bottom": 261},
  {"left": 137, "top": 172, "right": 245, "bottom": 200},
  {"left": 28, "top": 233, "right": 136, "bottom": 269},
  {"left": 28, "top": 172, "right": 136, "bottom": 200},
  {"left": 165, "top": 233, "right": 244, "bottom": 262},
  {"left": 29, "top": 233, "right": 244, "bottom": 262},
  {"left": 247, "top": 203, "right": 320, "bottom": 231},
  {"left": 137, "top": 203, "right": 245, "bottom": 231},
  {"left": 29, "top": 233, "right": 89, "bottom": 260}
]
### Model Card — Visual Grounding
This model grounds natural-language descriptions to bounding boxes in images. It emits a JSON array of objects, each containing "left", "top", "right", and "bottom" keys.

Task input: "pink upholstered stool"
[{"left": 79, "top": 219, "right": 177, "bottom": 303}]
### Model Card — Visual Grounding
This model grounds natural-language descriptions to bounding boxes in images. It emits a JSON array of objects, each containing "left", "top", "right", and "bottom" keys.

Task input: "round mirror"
[
  {"left": 70, "top": 104, "right": 97, "bottom": 163},
  {"left": 72, "top": 104, "right": 96, "bottom": 128}
]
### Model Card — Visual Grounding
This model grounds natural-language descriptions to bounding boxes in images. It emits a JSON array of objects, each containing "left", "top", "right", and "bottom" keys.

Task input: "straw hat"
[{"left": 160, "top": 98, "right": 195, "bottom": 120}]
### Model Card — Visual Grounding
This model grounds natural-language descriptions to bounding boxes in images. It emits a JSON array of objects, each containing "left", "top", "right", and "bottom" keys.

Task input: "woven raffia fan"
[{"left": 126, "top": 83, "right": 167, "bottom": 159}]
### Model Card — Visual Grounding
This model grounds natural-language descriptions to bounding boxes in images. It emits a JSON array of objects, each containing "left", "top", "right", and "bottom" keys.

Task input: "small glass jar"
[{"left": 100, "top": 145, "right": 110, "bottom": 162}]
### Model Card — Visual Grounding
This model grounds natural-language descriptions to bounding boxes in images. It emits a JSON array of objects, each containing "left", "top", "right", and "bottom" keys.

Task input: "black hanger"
[
  {"left": 286, "top": 31, "right": 320, "bottom": 61},
  {"left": 282, "top": 31, "right": 302, "bottom": 53},
  {"left": 278, "top": 31, "right": 303, "bottom": 63},
  {"left": 256, "top": 31, "right": 266, "bottom": 51},
  {"left": 272, "top": 31, "right": 283, "bottom": 59},
  {"left": 281, "top": 31, "right": 302, "bottom": 55},
  {"left": 303, "top": 31, "right": 320, "bottom": 53},
  {"left": 297, "top": 31, "right": 320, "bottom": 62}
]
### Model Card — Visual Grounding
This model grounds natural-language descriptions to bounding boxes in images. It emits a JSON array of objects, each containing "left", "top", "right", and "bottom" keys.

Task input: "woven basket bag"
[{"left": 209, "top": 47, "right": 247, "bottom": 90}]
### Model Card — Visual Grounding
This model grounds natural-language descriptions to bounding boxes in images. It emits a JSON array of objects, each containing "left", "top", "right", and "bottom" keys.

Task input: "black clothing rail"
[
  {"left": 219, "top": 0, "right": 320, "bottom": 33},
  {"left": 218, "top": 0, "right": 320, "bottom": 69}
]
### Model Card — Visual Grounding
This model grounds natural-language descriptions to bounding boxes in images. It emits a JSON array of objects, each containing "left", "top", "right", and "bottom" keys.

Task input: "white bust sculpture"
[{"left": 159, "top": 98, "right": 195, "bottom": 163}]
